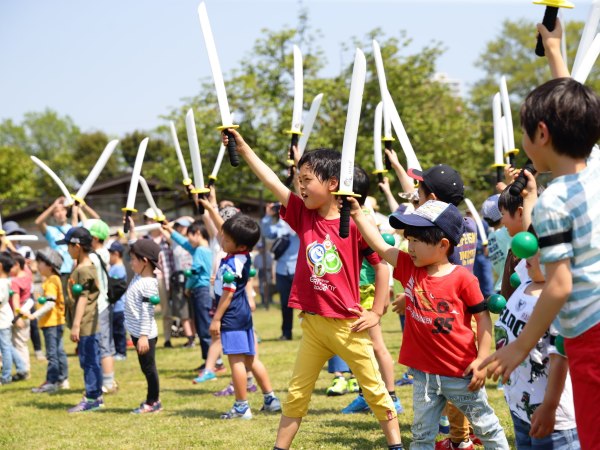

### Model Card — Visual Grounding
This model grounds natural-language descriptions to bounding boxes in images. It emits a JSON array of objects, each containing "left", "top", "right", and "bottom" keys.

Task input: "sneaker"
[
  {"left": 126, "top": 339, "right": 134, "bottom": 348},
  {"left": 67, "top": 396, "right": 105, "bottom": 413},
  {"left": 102, "top": 380, "right": 119, "bottom": 394},
  {"left": 183, "top": 340, "right": 195, "bottom": 348},
  {"left": 59, "top": 379, "right": 70, "bottom": 390},
  {"left": 221, "top": 402, "right": 252, "bottom": 420},
  {"left": 164, "top": 340, "right": 173, "bottom": 348},
  {"left": 215, "top": 362, "right": 227, "bottom": 374},
  {"left": 193, "top": 370, "right": 216, "bottom": 384},
  {"left": 195, "top": 363, "right": 206, "bottom": 372},
  {"left": 132, "top": 400, "right": 163, "bottom": 414},
  {"left": 213, "top": 382, "right": 235, "bottom": 397},
  {"left": 35, "top": 350, "right": 46, "bottom": 361},
  {"left": 260, "top": 395, "right": 281, "bottom": 412},
  {"left": 247, "top": 382, "right": 257, "bottom": 393},
  {"left": 395, "top": 372, "right": 414, "bottom": 386},
  {"left": 347, "top": 377, "right": 360, "bottom": 393},
  {"left": 341, "top": 395, "right": 370, "bottom": 414},
  {"left": 32, "top": 381, "right": 58, "bottom": 394},
  {"left": 439, "top": 415, "right": 450, "bottom": 434},
  {"left": 393, "top": 397, "right": 404, "bottom": 414},
  {"left": 12, "top": 372, "right": 30, "bottom": 382},
  {"left": 114, "top": 354, "right": 127, "bottom": 361},
  {"left": 326, "top": 376, "right": 348, "bottom": 396},
  {"left": 435, "top": 438, "right": 474, "bottom": 450}
]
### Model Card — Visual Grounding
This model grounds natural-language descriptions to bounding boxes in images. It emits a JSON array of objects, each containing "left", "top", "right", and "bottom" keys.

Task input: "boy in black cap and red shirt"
[
  {"left": 57, "top": 227, "right": 104, "bottom": 413},
  {"left": 348, "top": 198, "right": 508, "bottom": 449}
]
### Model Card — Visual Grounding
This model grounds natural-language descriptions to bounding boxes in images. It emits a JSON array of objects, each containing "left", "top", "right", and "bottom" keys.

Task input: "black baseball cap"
[
  {"left": 130, "top": 239, "right": 160, "bottom": 267},
  {"left": 408, "top": 164, "right": 464, "bottom": 206},
  {"left": 55, "top": 227, "right": 92, "bottom": 246}
]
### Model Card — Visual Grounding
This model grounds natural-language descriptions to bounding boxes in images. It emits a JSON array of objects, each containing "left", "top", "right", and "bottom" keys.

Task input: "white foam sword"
[
  {"left": 197, "top": 1, "right": 240, "bottom": 167},
  {"left": 491, "top": 93, "right": 506, "bottom": 184},
  {"left": 285, "top": 45, "right": 304, "bottom": 171},
  {"left": 71, "top": 139, "right": 119, "bottom": 205},
  {"left": 186, "top": 109, "right": 210, "bottom": 214},
  {"left": 122, "top": 138, "right": 149, "bottom": 233},
  {"left": 208, "top": 112, "right": 235, "bottom": 186},
  {"left": 333, "top": 48, "right": 367, "bottom": 239},
  {"left": 169, "top": 121, "right": 192, "bottom": 189},
  {"left": 139, "top": 176, "right": 166, "bottom": 223},
  {"left": 30, "top": 156, "right": 74, "bottom": 206},
  {"left": 373, "top": 40, "right": 395, "bottom": 171},
  {"left": 373, "top": 101, "right": 387, "bottom": 189},
  {"left": 297, "top": 93, "right": 323, "bottom": 158}
]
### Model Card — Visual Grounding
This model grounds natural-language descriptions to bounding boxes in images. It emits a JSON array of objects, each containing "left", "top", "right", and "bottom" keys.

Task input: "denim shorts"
[{"left": 511, "top": 411, "right": 580, "bottom": 450}]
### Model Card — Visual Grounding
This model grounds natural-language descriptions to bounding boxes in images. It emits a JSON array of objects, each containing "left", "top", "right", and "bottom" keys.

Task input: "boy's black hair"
[
  {"left": 498, "top": 184, "right": 523, "bottom": 216},
  {"left": 0, "top": 252, "right": 15, "bottom": 274},
  {"left": 222, "top": 214, "right": 260, "bottom": 250},
  {"left": 520, "top": 78, "right": 600, "bottom": 159},
  {"left": 10, "top": 252, "right": 25, "bottom": 270},
  {"left": 484, "top": 217, "right": 502, "bottom": 228},
  {"left": 352, "top": 166, "right": 370, "bottom": 206},
  {"left": 403, "top": 225, "right": 455, "bottom": 257},
  {"left": 297, "top": 148, "right": 341, "bottom": 184},
  {"left": 187, "top": 220, "right": 209, "bottom": 241}
]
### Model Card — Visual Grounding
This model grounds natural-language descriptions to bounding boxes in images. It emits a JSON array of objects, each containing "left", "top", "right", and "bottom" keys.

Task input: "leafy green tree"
[{"left": 0, "top": 146, "right": 37, "bottom": 214}]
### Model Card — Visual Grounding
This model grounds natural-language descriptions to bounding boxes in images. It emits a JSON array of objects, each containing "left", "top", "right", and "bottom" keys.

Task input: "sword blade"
[
  {"left": 125, "top": 137, "right": 149, "bottom": 210},
  {"left": 185, "top": 108, "right": 206, "bottom": 189},
  {"left": 373, "top": 101, "right": 384, "bottom": 172},
  {"left": 338, "top": 48, "right": 367, "bottom": 193},
  {"left": 170, "top": 121, "right": 191, "bottom": 184},
  {"left": 75, "top": 139, "right": 119, "bottom": 202},
  {"left": 572, "top": 0, "right": 600, "bottom": 76},
  {"left": 572, "top": 33, "right": 600, "bottom": 83},
  {"left": 492, "top": 93, "right": 504, "bottom": 166},
  {"left": 197, "top": 2, "right": 233, "bottom": 126},
  {"left": 6, "top": 235, "right": 39, "bottom": 242},
  {"left": 297, "top": 93, "right": 323, "bottom": 156},
  {"left": 384, "top": 91, "right": 422, "bottom": 172},
  {"left": 30, "top": 156, "right": 73, "bottom": 205},
  {"left": 291, "top": 45, "right": 304, "bottom": 133},
  {"left": 138, "top": 176, "right": 162, "bottom": 221},
  {"left": 373, "top": 40, "right": 392, "bottom": 139},
  {"left": 499, "top": 76, "right": 515, "bottom": 150}
]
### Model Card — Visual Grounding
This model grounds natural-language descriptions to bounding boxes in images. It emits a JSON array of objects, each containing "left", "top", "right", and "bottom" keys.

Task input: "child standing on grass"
[
  {"left": 495, "top": 247, "right": 580, "bottom": 449},
  {"left": 124, "top": 229, "right": 163, "bottom": 414},
  {"left": 348, "top": 198, "right": 509, "bottom": 449},
  {"left": 108, "top": 241, "right": 128, "bottom": 361},
  {"left": 26, "top": 248, "right": 69, "bottom": 393},
  {"left": 222, "top": 130, "right": 401, "bottom": 449},
  {"left": 198, "top": 208, "right": 280, "bottom": 420},
  {"left": 57, "top": 227, "right": 104, "bottom": 413}
]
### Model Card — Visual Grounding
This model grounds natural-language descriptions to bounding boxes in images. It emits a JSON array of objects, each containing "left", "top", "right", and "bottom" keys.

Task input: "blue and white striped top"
[
  {"left": 124, "top": 275, "right": 159, "bottom": 339},
  {"left": 532, "top": 147, "right": 600, "bottom": 338}
]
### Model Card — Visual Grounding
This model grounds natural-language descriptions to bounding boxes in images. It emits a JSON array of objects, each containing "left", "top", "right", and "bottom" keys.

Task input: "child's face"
[
  {"left": 526, "top": 252, "right": 545, "bottom": 283},
  {"left": 406, "top": 236, "right": 447, "bottom": 267},
  {"left": 500, "top": 207, "right": 523, "bottom": 237},
  {"left": 37, "top": 260, "right": 53, "bottom": 277},
  {"left": 187, "top": 230, "right": 203, "bottom": 248},
  {"left": 109, "top": 252, "right": 119, "bottom": 266},
  {"left": 9, "top": 262, "right": 19, "bottom": 277},
  {"left": 130, "top": 253, "right": 147, "bottom": 275},
  {"left": 220, "top": 231, "right": 245, "bottom": 254},
  {"left": 53, "top": 205, "right": 67, "bottom": 224},
  {"left": 298, "top": 165, "right": 336, "bottom": 210},
  {"left": 67, "top": 243, "right": 80, "bottom": 259}
]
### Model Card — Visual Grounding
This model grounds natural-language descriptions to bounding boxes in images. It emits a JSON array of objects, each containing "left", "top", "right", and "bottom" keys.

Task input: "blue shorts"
[{"left": 221, "top": 329, "right": 255, "bottom": 356}]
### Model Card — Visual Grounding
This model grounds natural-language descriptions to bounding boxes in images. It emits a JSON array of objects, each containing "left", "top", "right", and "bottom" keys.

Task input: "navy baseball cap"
[
  {"left": 408, "top": 164, "right": 464, "bottom": 206},
  {"left": 55, "top": 227, "right": 92, "bottom": 246},
  {"left": 108, "top": 241, "right": 125, "bottom": 254},
  {"left": 389, "top": 200, "right": 464, "bottom": 246}
]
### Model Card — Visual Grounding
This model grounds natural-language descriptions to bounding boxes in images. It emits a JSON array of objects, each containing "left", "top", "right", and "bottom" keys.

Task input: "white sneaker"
[
  {"left": 32, "top": 382, "right": 58, "bottom": 393},
  {"left": 59, "top": 379, "right": 70, "bottom": 390},
  {"left": 220, "top": 403, "right": 252, "bottom": 419},
  {"left": 260, "top": 395, "right": 282, "bottom": 412}
]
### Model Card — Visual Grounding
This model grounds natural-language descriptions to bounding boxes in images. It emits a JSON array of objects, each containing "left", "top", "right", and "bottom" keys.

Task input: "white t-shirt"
[
  {"left": 90, "top": 247, "right": 110, "bottom": 313},
  {"left": 0, "top": 278, "right": 14, "bottom": 329},
  {"left": 494, "top": 281, "right": 576, "bottom": 430}
]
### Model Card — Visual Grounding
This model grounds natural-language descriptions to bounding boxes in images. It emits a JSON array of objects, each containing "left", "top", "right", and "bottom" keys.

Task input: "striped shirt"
[
  {"left": 532, "top": 147, "right": 600, "bottom": 338},
  {"left": 124, "top": 275, "right": 159, "bottom": 339}
]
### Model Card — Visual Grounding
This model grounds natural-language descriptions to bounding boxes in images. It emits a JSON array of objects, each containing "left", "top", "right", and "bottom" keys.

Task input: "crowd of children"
[{"left": 2, "top": 16, "right": 600, "bottom": 450}]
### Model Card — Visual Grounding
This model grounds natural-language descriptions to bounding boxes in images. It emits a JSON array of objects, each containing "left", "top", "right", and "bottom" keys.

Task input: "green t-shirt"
[{"left": 66, "top": 264, "right": 99, "bottom": 336}]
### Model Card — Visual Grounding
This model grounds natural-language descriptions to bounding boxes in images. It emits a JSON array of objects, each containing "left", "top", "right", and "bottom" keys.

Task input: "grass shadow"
[
  {"left": 170, "top": 408, "right": 221, "bottom": 419},
  {"left": 167, "top": 387, "right": 217, "bottom": 396},
  {"left": 21, "top": 400, "right": 73, "bottom": 411}
]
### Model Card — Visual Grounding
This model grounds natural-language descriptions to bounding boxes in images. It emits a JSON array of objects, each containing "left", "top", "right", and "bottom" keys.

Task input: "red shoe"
[
  {"left": 214, "top": 362, "right": 227, "bottom": 374},
  {"left": 126, "top": 339, "right": 134, "bottom": 348},
  {"left": 435, "top": 438, "right": 474, "bottom": 450},
  {"left": 469, "top": 434, "right": 482, "bottom": 446}
]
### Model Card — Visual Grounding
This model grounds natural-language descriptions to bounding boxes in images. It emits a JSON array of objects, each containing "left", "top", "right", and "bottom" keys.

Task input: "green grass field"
[{"left": 2, "top": 306, "right": 515, "bottom": 449}]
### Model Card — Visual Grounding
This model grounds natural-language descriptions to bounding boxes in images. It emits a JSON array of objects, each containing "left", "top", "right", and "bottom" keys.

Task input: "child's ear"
[
  {"left": 328, "top": 176, "right": 339, "bottom": 192},
  {"left": 537, "top": 122, "right": 550, "bottom": 144},
  {"left": 516, "top": 206, "right": 524, "bottom": 217},
  {"left": 439, "top": 238, "right": 451, "bottom": 253}
]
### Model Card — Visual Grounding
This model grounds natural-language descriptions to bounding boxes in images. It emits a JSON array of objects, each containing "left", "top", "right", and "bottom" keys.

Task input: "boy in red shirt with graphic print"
[
  {"left": 222, "top": 130, "right": 402, "bottom": 450},
  {"left": 348, "top": 197, "right": 509, "bottom": 450}
]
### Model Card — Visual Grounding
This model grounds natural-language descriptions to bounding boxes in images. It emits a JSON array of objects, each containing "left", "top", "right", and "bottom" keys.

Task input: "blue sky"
[{"left": 0, "top": 1, "right": 593, "bottom": 135}]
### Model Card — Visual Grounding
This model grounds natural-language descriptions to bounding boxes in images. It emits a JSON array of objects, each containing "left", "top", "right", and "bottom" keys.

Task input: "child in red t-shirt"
[
  {"left": 348, "top": 198, "right": 509, "bottom": 449},
  {"left": 222, "top": 129, "right": 402, "bottom": 450}
]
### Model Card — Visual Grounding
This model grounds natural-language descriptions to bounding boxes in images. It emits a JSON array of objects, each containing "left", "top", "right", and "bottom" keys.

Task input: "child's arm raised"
[
  {"left": 539, "top": 18, "right": 570, "bottom": 79},
  {"left": 347, "top": 197, "right": 399, "bottom": 267},
  {"left": 222, "top": 129, "right": 291, "bottom": 207},
  {"left": 529, "top": 353, "right": 567, "bottom": 438},
  {"left": 385, "top": 148, "right": 416, "bottom": 194},
  {"left": 199, "top": 196, "right": 224, "bottom": 232}
]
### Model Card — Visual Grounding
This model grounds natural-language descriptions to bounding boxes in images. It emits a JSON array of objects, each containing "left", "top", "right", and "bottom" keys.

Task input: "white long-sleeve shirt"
[{"left": 124, "top": 275, "right": 158, "bottom": 339}]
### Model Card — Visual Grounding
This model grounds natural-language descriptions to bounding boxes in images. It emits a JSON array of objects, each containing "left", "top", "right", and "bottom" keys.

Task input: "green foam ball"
[
  {"left": 509, "top": 272, "right": 521, "bottom": 288},
  {"left": 511, "top": 231, "right": 539, "bottom": 259},
  {"left": 149, "top": 295, "right": 160, "bottom": 305},
  {"left": 38, "top": 296, "right": 47, "bottom": 305},
  {"left": 183, "top": 269, "right": 192, "bottom": 278},
  {"left": 487, "top": 294, "right": 507, "bottom": 314},
  {"left": 382, "top": 233, "right": 395, "bottom": 246},
  {"left": 71, "top": 284, "right": 83, "bottom": 296},
  {"left": 248, "top": 267, "right": 257, "bottom": 278},
  {"left": 223, "top": 271, "right": 236, "bottom": 284}
]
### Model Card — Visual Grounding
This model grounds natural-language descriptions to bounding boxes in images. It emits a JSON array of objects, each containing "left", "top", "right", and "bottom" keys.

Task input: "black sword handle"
[
  {"left": 536, "top": 6, "right": 558, "bottom": 57},
  {"left": 207, "top": 177, "right": 215, "bottom": 187},
  {"left": 339, "top": 196, "right": 351, "bottom": 239},
  {"left": 289, "top": 134, "right": 299, "bottom": 162},
  {"left": 285, "top": 135, "right": 299, "bottom": 187},
  {"left": 496, "top": 167, "right": 503, "bottom": 185},
  {"left": 377, "top": 172, "right": 385, "bottom": 193},
  {"left": 123, "top": 210, "right": 133, "bottom": 234},
  {"left": 224, "top": 129, "right": 240, "bottom": 167},
  {"left": 508, "top": 152, "right": 516, "bottom": 168},
  {"left": 384, "top": 140, "right": 393, "bottom": 171},
  {"left": 195, "top": 193, "right": 205, "bottom": 216},
  {"left": 510, "top": 160, "right": 537, "bottom": 196}
]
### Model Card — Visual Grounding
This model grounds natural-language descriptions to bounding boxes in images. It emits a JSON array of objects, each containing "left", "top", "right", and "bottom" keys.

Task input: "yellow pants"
[{"left": 282, "top": 313, "right": 396, "bottom": 421}]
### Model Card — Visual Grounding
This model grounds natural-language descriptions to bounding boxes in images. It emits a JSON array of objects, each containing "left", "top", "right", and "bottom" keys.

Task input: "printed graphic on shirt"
[
  {"left": 404, "top": 276, "right": 458, "bottom": 335},
  {"left": 456, "top": 228, "right": 477, "bottom": 268},
  {"left": 516, "top": 392, "right": 541, "bottom": 420},
  {"left": 306, "top": 234, "right": 342, "bottom": 278}
]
